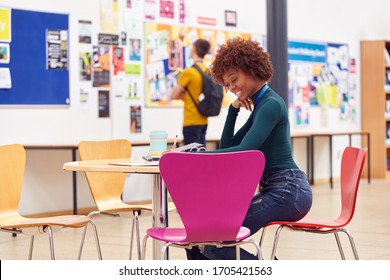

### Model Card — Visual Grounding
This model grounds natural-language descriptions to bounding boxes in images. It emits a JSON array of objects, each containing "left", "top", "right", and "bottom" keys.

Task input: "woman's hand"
[{"left": 232, "top": 93, "right": 253, "bottom": 111}]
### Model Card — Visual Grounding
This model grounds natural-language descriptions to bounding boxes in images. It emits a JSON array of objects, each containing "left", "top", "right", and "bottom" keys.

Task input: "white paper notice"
[{"left": 0, "top": 67, "right": 11, "bottom": 89}]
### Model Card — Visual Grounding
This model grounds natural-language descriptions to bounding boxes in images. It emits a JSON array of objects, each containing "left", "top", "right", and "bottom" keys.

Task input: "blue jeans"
[
  {"left": 183, "top": 125, "right": 207, "bottom": 145},
  {"left": 202, "top": 169, "right": 312, "bottom": 260}
]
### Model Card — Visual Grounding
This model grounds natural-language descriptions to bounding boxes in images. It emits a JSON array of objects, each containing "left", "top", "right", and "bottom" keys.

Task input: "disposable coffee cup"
[{"left": 149, "top": 130, "right": 168, "bottom": 159}]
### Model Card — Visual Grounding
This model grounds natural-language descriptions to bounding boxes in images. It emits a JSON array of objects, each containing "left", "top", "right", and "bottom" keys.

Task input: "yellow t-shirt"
[{"left": 177, "top": 62, "right": 208, "bottom": 126}]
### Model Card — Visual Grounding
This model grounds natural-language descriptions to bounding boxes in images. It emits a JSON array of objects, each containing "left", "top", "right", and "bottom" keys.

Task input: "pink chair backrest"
[
  {"left": 159, "top": 150, "right": 265, "bottom": 242},
  {"left": 338, "top": 146, "right": 367, "bottom": 225}
]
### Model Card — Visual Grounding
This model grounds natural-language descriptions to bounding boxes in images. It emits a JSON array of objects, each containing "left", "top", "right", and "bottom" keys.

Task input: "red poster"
[{"left": 112, "top": 46, "right": 124, "bottom": 75}]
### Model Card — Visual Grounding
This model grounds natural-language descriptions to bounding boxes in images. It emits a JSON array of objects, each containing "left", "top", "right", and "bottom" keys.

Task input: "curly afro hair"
[{"left": 210, "top": 37, "right": 274, "bottom": 85}]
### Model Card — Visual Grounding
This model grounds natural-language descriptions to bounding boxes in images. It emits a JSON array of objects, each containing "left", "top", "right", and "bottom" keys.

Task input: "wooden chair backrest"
[
  {"left": 78, "top": 139, "right": 132, "bottom": 207},
  {"left": 0, "top": 144, "right": 25, "bottom": 216}
]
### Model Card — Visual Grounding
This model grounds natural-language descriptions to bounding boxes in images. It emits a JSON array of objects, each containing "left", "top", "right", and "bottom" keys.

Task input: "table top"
[
  {"left": 63, "top": 158, "right": 160, "bottom": 174},
  {"left": 309, "top": 131, "right": 370, "bottom": 136}
]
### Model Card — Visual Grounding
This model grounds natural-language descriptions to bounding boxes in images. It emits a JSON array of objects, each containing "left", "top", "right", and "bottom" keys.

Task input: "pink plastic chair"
[
  {"left": 259, "top": 146, "right": 367, "bottom": 260},
  {"left": 143, "top": 150, "right": 266, "bottom": 260}
]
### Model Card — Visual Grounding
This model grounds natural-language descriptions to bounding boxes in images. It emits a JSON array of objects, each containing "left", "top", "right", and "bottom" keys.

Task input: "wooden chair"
[
  {"left": 78, "top": 139, "right": 174, "bottom": 259},
  {"left": 0, "top": 144, "right": 102, "bottom": 260},
  {"left": 259, "top": 146, "right": 368, "bottom": 260},
  {"left": 143, "top": 150, "right": 266, "bottom": 260}
]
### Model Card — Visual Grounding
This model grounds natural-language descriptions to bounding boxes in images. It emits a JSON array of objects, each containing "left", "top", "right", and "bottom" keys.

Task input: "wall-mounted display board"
[
  {"left": 0, "top": 8, "right": 69, "bottom": 106},
  {"left": 144, "top": 22, "right": 262, "bottom": 108},
  {"left": 287, "top": 40, "right": 350, "bottom": 126}
]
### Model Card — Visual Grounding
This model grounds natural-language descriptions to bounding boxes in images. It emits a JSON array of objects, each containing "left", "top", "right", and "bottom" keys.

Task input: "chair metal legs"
[
  {"left": 158, "top": 240, "right": 262, "bottom": 260},
  {"left": 78, "top": 211, "right": 101, "bottom": 260},
  {"left": 88, "top": 220, "right": 103, "bottom": 260},
  {"left": 141, "top": 235, "right": 149, "bottom": 260},
  {"left": 47, "top": 226, "right": 55, "bottom": 260},
  {"left": 269, "top": 225, "right": 283, "bottom": 260},
  {"left": 79, "top": 210, "right": 144, "bottom": 260},
  {"left": 77, "top": 219, "right": 102, "bottom": 260},
  {"left": 28, "top": 235, "right": 35, "bottom": 260},
  {"left": 259, "top": 227, "right": 267, "bottom": 248},
  {"left": 27, "top": 226, "right": 56, "bottom": 260},
  {"left": 334, "top": 232, "right": 346, "bottom": 259},
  {"left": 236, "top": 245, "right": 240, "bottom": 260},
  {"left": 129, "top": 210, "right": 142, "bottom": 260},
  {"left": 161, "top": 242, "right": 171, "bottom": 259},
  {"left": 337, "top": 228, "right": 359, "bottom": 260},
  {"left": 129, "top": 216, "right": 136, "bottom": 259},
  {"left": 78, "top": 224, "right": 88, "bottom": 259},
  {"left": 261, "top": 225, "right": 359, "bottom": 260},
  {"left": 134, "top": 212, "right": 142, "bottom": 259},
  {"left": 247, "top": 239, "right": 263, "bottom": 260}
]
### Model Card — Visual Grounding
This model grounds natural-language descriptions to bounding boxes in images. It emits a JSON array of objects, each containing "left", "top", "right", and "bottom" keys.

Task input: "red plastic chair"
[
  {"left": 259, "top": 146, "right": 367, "bottom": 260},
  {"left": 143, "top": 150, "right": 266, "bottom": 260}
]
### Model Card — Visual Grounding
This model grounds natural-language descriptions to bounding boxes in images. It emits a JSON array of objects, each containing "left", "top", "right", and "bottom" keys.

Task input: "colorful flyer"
[
  {"left": 160, "top": 0, "right": 174, "bottom": 19},
  {"left": 112, "top": 46, "right": 124, "bottom": 75},
  {"left": 79, "top": 51, "right": 92, "bottom": 81},
  {"left": 46, "top": 29, "right": 68, "bottom": 70},
  {"left": 0, "top": 43, "right": 10, "bottom": 64},
  {"left": 0, "top": 8, "right": 11, "bottom": 42},
  {"left": 92, "top": 45, "right": 110, "bottom": 87},
  {"left": 78, "top": 20, "right": 92, "bottom": 44},
  {"left": 130, "top": 105, "right": 142, "bottom": 133}
]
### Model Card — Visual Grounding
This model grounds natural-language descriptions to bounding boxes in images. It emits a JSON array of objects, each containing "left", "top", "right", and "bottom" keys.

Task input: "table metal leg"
[
  {"left": 71, "top": 148, "right": 78, "bottom": 214},
  {"left": 152, "top": 174, "right": 168, "bottom": 260}
]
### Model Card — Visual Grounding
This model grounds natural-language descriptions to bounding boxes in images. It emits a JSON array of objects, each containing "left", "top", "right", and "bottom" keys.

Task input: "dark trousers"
[
  {"left": 185, "top": 247, "right": 210, "bottom": 260},
  {"left": 183, "top": 124, "right": 207, "bottom": 145}
]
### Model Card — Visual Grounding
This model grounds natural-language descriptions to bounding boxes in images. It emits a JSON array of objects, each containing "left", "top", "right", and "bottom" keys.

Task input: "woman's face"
[{"left": 222, "top": 69, "right": 261, "bottom": 99}]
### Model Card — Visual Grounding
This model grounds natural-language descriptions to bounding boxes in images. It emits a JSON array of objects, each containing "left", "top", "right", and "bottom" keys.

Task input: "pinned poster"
[
  {"left": 0, "top": 43, "right": 10, "bottom": 64},
  {"left": 79, "top": 51, "right": 92, "bottom": 81},
  {"left": 46, "top": 29, "right": 68, "bottom": 70},
  {"left": 0, "top": 8, "right": 11, "bottom": 42},
  {"left": 145, "top": 0, "right": 156, "bottom": 20},
  {"left": 112, "top": 46, "right": 124, "bottom": 75},
  {"left": 160, "top": 0, "right": 174, "bottom": 19},
  {"left": 99, "top": 0, "right": 119, "bottom": 34},
  {"left": 130, "top": 105, "right": 142, "bottom": 133},
  {"left": 0, "top": 67, "right": 11, "bottom": 89},
  {"left": 92, "top": 45, "right": 110, "bottom": 88},
  {"left": 78, "top": 20, "right": 92, "bottom": 44},
  {"left": 98, "top": 90, "right": 110, "bottom": 118}
]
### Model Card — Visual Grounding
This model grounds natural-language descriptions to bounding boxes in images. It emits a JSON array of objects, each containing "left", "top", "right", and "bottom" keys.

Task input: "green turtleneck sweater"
[{"left": 211, "top": 87, "right": 298, "bottom": 175}]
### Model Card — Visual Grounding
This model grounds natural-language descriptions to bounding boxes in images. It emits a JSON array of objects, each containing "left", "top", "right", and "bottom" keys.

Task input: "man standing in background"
[{"left": 170, "top": 39, "right": 211, "bottom": 145}]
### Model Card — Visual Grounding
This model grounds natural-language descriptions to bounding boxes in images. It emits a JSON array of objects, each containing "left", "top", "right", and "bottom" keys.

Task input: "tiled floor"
[{"left": 1, "top": 178, "right": 389, "bottom": 260}]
